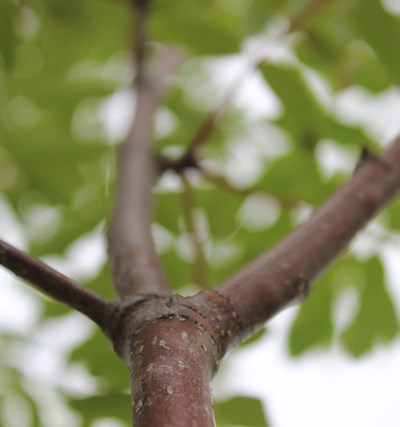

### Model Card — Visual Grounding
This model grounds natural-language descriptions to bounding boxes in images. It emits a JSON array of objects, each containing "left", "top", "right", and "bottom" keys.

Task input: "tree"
[{"left": 1, "top": 0, "right": 400, "bottom": 426}]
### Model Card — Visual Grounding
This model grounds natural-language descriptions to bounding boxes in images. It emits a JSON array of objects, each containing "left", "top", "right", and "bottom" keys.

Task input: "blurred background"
[{"left": 1, "top": 0, "right": 400, "bottom": 426}]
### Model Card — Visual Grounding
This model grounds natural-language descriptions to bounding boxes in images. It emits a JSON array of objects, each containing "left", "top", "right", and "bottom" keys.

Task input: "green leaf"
[
  {"left": 256, "top": 149, "right": 332, "bottom": 204},
  {"left": 294, "top": 22, "right": 390, "bottom": 92},
  {"left": 0, "top": 1, "right": 17, "bottom": 70},
  {"left": 289, "top": 256, "right": 368, "bottom": 355},
  {"left": 196, "top": 187, "right": 242, "bottom": 239},
  {"left": 385, "top": 199, "right": 400, "bottom": 231},
  {"left": 68, "top": 392, "right": 131, "bottom": 427},
  {"left": 83, "top": 262, "right": 115, "bottom": 299},
  {"left": 215, "top": 396, "right": 269, "bottom": 427},
  {"left": 31, "top": 192, "right": 109, "bottom": 257},
  {"left": 239, "top": 327, "right": 268, "bottom": 349},
  {"left": 151, "top": 0, "right": 242, "bottom": 55},
  {"left": 261, "top": 64, "right": 366, "bottom": 145},
  {"left": 159, "top": 248, "right": 192, "bottom": 291},
  {"left": 351, "top": 0, "right": 400, "bottom": 85},
  {"left": 289, "top": 0, "right": 393, "bottom": 91},
  {"left": 154, "top": 192, "right": 183, "bottom": 234},
  {"left": 208, "top": 211, "right": 293, "bottom": 286},
  {"left": 40, "top": 297, "right": 70, "bottom": 318},
  {"left": 245, "top": 0, "right": 287, "bottom": 35},
  {"left": 289, "top": 272, "right": 334, "bottom": 356},
  {"left": 0, "top": 360, "right": 42, "bottom": 427},
  {"left": 341, "top": 257, "right": 399, "bottom": 357},
  {"left": 69, "top": 329, "right": 130, "bottom": 391}
]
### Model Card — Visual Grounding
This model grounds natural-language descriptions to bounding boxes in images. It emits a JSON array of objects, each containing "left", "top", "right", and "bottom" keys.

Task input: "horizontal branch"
[
  {"left": 0, "top": 239, "right": 113, "bottom": 330},
  {"left": 215, "top": 137, "right": 400, "bottom": 345}
]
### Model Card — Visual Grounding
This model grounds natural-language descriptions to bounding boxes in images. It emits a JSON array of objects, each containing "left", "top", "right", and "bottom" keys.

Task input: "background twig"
[
  {"left": 158, "top": 0, "right": 338, "bottom": 174},
  {"left": 180, "top": 174, "right": 208, "bottom": 289},
  {"left": 288, "top": 0, "right": 337, "bottom": 32}
]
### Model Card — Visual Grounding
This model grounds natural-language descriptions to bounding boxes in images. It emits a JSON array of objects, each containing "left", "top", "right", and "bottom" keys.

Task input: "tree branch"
[
  {"left": 158, "top": 72, "right": 246, "bottom": 174},
  {"left": 107, "top": 46, "right": 182, "bottom": 298},
  {"left": 158, "top": 0, "right": 338, "bottom": 175},
  {"left": 128, "top": 315, "right": 216, "bottom": 427},
  {"left": 214, "top": 137, "right": 400, "bottom": 346},
  {"left": 180, "top": 174, "right": 208, "bottom": 289},
  {"left": 288, "top": 0, "right": 337, "bottom": 32},
  {"left": 0, "top": 239, "right": 113, "bottom": 330}
]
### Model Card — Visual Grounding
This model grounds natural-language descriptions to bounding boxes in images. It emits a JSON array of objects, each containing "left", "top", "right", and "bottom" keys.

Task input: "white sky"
[{"left": 216, "top": 306, "right": 400, "bottom": 427}]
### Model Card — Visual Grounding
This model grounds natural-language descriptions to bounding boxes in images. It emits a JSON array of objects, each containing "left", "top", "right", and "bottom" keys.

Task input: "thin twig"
[
  {"left": 107, "top": 46, "right": 182, "bottom": 298},
  {"left": 288, "top": 0, "right": 337, "bottom": 32},
  {"left": 0, "top": 239, "right": 113, "bottom": 330},
  {"left": 132, "top": 0, "right": 151, "bottom": 82},
  {"left": 158, "top": 68, "right": 252, "bottom": 173},
  {"left": 159, "top": 0, "right": 338, "bottom": 174},
  {"left": 180, "top": 174, "right": 208, "bottom": 289}
]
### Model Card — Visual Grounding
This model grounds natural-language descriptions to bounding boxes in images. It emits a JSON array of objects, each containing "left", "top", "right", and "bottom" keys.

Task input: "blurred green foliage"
[
  {"left": 215, "top": 396, "right": 270, "bottom": 427},
  {"left": 1, "top": 0, "right": 400, "bottom": 425}
]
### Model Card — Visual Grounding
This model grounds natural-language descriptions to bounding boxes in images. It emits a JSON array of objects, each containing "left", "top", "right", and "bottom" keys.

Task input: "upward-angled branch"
[
  {"left": 107, "top": 47, "right": 181, "bottom": 298},
  {"left": 159, "top": 0, "right": 338, "bottom": 174},
  {"left": 214, "top": 138, "right": 400, "bottom": 345},
  {"left": 0, "top": 239, "right": 113, "bottom": 330},
  {"left": 157, "top": 68, "right": 249, "bottom": 174},
  {"left": 180, "top": 174, "right": 208, "bottom": 289},
  {"left": 288, "top": 0, "right": 337, "bottom": 32}
]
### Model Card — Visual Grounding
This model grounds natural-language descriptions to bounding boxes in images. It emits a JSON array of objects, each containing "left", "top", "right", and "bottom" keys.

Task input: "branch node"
[
  {"left": 157, "top": 150, "right": 199, "bottom": 174},
  {"left": 354, "top": 146, "right": 393, "bottom": 175}
]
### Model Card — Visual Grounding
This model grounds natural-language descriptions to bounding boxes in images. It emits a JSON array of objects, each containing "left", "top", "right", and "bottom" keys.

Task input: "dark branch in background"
[
  {"left": 213, "top": 138, "right": 400, "bottom": 347},
  {"left": 0, "top": 239, "right": 113, "bottom": 330},
  {"left": 158, "top": 0, "right": 338, "bottom": 175},
  {"left": 180, "top": 174, "right": 208, "bottom": 289},
  {"left": 158, "top": 76, "right": 245, "bottom": 174},
  {"left": 156, "top": 149, "right": 198, "bottom": 173},
  {"left": 132, "top": 0, "right": 151, "bottom": 82},
  {"left": 107, "top": 46, "right": 182, "bottom": 298},
  {"left": 288, "top": 0, "right": 337, "bottom": 32}
]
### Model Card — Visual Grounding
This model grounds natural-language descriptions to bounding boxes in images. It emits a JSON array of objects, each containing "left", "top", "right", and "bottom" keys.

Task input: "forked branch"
[{"left": 158, "top": 0, "right": 338, "bottom": 174}]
